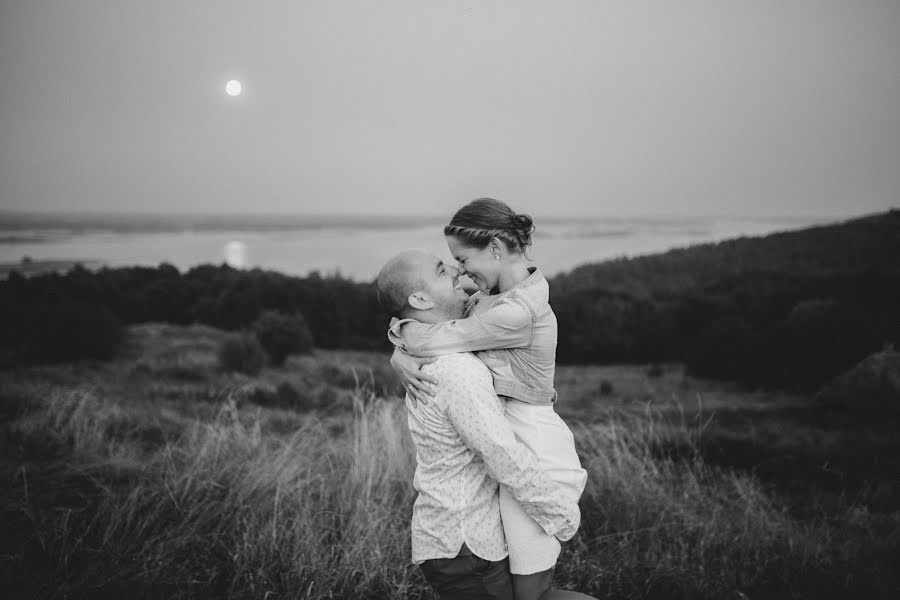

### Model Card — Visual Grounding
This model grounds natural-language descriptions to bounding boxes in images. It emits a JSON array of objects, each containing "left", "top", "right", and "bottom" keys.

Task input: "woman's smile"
[{"left": 466, "top": 273, "right": 486, "bottom": 291}]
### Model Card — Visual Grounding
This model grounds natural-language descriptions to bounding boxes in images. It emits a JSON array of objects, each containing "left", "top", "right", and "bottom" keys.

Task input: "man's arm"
[
  {"left": 440, "top": 357, "right": 580, "bottom": 541},
  {"left": 388, "top": 296, "right": 534, "bottom": 357}
]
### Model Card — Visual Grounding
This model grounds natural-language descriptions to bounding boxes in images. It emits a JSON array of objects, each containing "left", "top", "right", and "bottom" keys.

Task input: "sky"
[{"left": 1, "top": 0, "right": 898, "bottom": 219}]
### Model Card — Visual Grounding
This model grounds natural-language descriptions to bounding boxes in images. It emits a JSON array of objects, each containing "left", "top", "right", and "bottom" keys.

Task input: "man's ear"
[{"left": 408, "top": 291, "right": 435, "bottom": 311}]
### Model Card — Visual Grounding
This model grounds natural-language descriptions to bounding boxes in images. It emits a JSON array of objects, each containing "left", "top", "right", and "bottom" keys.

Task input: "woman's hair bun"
[
  {"left": 513, "top": 213, "right": 533, "bottom": 231},
  {"left": 512, "top": 213, "right": 535, "bottom": 247}
]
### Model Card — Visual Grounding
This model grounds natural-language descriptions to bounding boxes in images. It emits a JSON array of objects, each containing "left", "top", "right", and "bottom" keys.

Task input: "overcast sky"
[{"left": 1, "top": 1, "right": 898, "bottom": 219}]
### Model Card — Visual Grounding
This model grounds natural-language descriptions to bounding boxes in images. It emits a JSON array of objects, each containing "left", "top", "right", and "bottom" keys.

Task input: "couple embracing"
[{"left": 377, "top": 198, "right": 597, "bottom": 600}]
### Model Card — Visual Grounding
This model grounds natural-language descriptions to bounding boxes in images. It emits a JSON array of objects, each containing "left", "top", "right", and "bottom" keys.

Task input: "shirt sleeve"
[
  {"left": 388, "top": 295, "right": 534, "bottom": 357},
  {"left": 440, "top": 358, "right": 580, "bottom": 541}
]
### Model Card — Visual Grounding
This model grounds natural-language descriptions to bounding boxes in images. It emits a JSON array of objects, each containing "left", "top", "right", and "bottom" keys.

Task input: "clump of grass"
[
  {"left": 5, "top": 384, "right": 424, "bottom": 598},
  {"left": 314, "top": 361, "right": 404, "bottom": 398},
  {"left": 560, "top": 407, "right": 831, "bottom": 597}
]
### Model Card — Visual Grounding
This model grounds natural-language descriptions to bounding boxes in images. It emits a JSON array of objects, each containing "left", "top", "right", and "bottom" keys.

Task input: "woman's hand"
[{"left": 390, "top": 347, "right": 438, "bottom": 407}]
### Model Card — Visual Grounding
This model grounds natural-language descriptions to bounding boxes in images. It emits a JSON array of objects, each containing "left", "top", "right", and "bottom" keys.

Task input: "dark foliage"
[
  {"left": 251, "top": 310, "right": 314, "bottom": 365},
  {"left": 0, "top": 210, "right": 897, "bottom": 392},
  {"left": 0, "top": 262, "right": 389, "bottom": 366},
  {"left": 551, "top": 209, "right": 900, "bottom": 391},
  {"left": 0, "top": 273, "right": 124, "bottom": 366},
  {"left": 217, "top": 333, "right": 266, "bottom": 376}
]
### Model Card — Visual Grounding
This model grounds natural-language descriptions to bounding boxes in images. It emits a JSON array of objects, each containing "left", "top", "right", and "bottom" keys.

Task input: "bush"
[
  {"left": 646, "top": 364, "right": 665, "bottom": 378},
  {"left": 218, "top": 332, "right": 266, "bottom": 375},
  {"left": 251, "top": 310, "right": 314, "bottom": 366},
  {"left": 276, "top": 381, "right": 317, "bottom": 412}
]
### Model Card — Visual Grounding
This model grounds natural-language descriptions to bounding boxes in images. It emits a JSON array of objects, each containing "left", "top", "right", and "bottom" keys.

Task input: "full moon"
[{"left": 225, "top": 80, "right": 242, "bottom": 96}]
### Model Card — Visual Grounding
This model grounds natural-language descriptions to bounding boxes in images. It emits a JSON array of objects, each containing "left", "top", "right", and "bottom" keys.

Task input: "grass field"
[{"left": 1, "top": 324, "right": 898, "bottom": 599}]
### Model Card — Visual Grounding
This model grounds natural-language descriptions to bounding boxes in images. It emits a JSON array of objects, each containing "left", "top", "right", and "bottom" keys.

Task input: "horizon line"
[{"left": 0, "top": 206, "right": 887, "bottom": 224}]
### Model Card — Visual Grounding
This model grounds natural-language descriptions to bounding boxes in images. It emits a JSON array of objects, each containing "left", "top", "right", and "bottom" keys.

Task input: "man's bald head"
[
  {"left": 376, "top": 250, "right": 429, "bottom": 318},
  {"left": 377, "top": 250, "right": 468, "bottom": 322}
]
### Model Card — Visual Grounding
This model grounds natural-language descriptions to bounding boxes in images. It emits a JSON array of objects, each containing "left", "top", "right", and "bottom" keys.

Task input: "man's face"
[{"left": 414, "top": 254, "right": 469, "bottom": 320}]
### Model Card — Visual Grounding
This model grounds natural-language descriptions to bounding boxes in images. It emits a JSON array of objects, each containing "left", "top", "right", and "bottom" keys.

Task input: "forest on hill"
[
  {"left": 550, "top": 209, "right": 899, "bottom": 390},
  {"left": 1, "top": 209, "right": 897, "bottom": 392}
]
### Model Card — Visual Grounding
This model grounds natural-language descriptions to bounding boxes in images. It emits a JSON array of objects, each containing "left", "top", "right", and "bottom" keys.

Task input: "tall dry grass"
[
  {"left": 1, "top": 375, "right": 882, "bottom": 599},
  {"left": 7, "top": 383, "right": 422, "bottom": 598}
]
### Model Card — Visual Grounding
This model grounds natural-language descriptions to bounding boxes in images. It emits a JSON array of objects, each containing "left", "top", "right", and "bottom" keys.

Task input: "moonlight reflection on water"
[{"left": 224, "top": 240, "right": 248, "bottom": 268}]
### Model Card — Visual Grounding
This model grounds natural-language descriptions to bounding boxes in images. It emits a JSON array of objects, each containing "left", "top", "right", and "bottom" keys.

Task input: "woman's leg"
[
  {"left": 511, "top": 570, "right": 553, "bottom": 600},
  {"left": 538, "top": 589, "right": 599, "bottom": 600},
  {"left": 511, "top": 570, "right": 598, "bottom": 600}
]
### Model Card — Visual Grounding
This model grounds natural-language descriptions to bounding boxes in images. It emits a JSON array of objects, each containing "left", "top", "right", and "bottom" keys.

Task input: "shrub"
[
  {"left": 275, "top": 381, "right": 300, "bottom": 405},
  {"left": 232, "top": 383, "right": 279, "bottom": 408},
  {"left": 317, "top": 362, "right": 360, "bottom": 390},
  {"left": 646, "top": 364, "right": 665, "bottom": 378},
  {"left": 251, "top": 310, "right": 314, "bottom": 366},
  {"left": 278, "top": 381, "right": 319, "bottom": 412},
  {"left": 217, "top": 332, "right": 266, "bottom": 375}
]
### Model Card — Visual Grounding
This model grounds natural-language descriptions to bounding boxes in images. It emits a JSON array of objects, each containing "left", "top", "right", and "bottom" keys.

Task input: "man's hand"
[{"left": 390, "top": 346, "right": 438, "bottom": 407}]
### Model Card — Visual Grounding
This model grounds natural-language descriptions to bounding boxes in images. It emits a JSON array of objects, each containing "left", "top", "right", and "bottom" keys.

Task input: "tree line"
[
  {"left": 1, "top": 209, "right": 897, "bottom": 393},
  {"left": 550, "top": 209, "right": 899, "bottom": 391}
]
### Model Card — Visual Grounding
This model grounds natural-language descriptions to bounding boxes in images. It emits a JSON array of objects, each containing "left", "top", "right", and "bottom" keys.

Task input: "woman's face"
[{"left": 445, "top": 235, "right": 501, "bottom": 293}]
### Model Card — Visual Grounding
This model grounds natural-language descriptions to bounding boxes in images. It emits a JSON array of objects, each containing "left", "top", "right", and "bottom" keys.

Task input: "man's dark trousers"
[{"left": 418, "top": 544, "right": 513, "bottom": 600}]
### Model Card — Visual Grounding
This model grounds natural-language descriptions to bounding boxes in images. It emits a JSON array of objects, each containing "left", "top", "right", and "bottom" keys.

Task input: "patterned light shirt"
[{"left": 405, "top": 352, "right": 580, "bottom": 564}]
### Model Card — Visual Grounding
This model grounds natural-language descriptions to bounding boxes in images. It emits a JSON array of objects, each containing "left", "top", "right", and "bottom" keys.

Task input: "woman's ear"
[
  {"left": 489, "top": 238, "right": 503, "bottom": 258},
  {"left": 408, "top": 291, "right": 435, "bottom": 311}
]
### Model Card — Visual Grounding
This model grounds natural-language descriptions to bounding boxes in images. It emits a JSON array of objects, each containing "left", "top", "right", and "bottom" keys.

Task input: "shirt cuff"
[{"left": 387, "top": 317, "right": 418, "bottom": 349}]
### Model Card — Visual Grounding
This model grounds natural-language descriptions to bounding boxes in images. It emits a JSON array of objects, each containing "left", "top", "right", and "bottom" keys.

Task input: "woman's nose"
[{"left": 454, "top": 264, "right": 465, "bottom": 275}]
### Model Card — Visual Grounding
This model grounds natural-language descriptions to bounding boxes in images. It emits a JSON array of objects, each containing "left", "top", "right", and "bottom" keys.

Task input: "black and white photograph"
[{"left": 1, "top": 2, "right": 898, "bottom": 598}]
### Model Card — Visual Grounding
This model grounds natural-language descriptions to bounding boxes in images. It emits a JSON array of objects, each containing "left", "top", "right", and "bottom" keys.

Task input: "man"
[{"left": 376, "top": 250, "right": 580, "bottom": 600}]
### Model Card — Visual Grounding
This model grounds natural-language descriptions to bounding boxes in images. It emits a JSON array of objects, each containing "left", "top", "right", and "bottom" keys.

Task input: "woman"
[{"left": 390, "top": 198, "right": 595, "bottom": 600}]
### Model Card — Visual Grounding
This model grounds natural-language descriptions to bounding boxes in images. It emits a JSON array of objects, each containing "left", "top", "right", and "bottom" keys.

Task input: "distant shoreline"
[
  {"left": 0, "top": 209, "right": 861, "bottom": 237},
  {"left": 0, "top": 211, "right": 448, "bottom": 235},
  {"left": 0, "top": 209, "right": 890, "bottom": 282},
  {"left": 0, "top": 258, "right": 105, "bottom": 279}
]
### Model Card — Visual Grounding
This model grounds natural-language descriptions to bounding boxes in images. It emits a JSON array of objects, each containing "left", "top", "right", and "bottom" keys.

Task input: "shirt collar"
[
  {"left": 492, "top": 266, "right": 544, "bottom": 296},
  {"left": 387, "top": 316, "right": 416, "bottom": 346}
]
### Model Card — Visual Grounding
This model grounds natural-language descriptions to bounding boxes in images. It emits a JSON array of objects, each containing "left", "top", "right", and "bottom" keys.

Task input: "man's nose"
[{"left": 453, "top": 263, "right": 464, "bottom": 275}]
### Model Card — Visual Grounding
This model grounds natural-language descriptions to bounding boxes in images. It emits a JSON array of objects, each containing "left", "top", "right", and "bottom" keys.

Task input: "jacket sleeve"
[{"left": 388, "top": 295, "right": 533, "bottom": 357}]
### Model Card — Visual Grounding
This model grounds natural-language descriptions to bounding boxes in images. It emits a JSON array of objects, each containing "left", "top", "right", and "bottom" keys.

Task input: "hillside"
[
  {"left": 552, "top": 209, "right": 899, "bottom": 296},
  {"left": 548, "top": 209, "right": 900, "bottom": 390}
]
